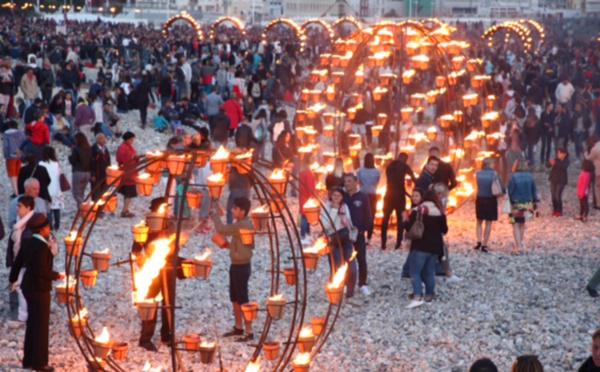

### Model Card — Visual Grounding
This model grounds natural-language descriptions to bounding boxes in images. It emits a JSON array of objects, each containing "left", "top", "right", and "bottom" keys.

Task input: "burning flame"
[
  {"left": 71, "top": 307, "right": 88, "bottom": 321},
  {"left": 133, "top": 236, "right": 174, "bottom": 303},
  {"left": 146, "top": 150, "right": 163, "bottom": 157},
  {"left": 269, "top": 293, "right": 284, "bottom": 302},
  {"left": 142, "top": 362, "right": 163, "bottom": 372},
  {"left": 293, "top": 352, "right": 311, "bottom": 366},
  {"left": 482, "top": 111, "right": 499, "bottom": 121},
  {"left": 252, "top": 204, "right": 270, "bottom": 214},
  {"left": 235, "top": 150, "right": 254, "bottom": 160},
  {"left": 269, "top": 168, "right": 286, "bottom": 181},
  {"left": 207, "top": 173, "right": 225, "bottom": 183},
  {"left": 96, "top": 248, "right": 111, "bottom": 255},
  {"left": 303, "top": 198, "right": 319, "bottom": 210},
  {"left": 57, "top": 276, "right": 77, "bottom": 289},
  {"left": 194, "top": 249, "right": 212, "bottom": 261},
  {"left": 312, "top": 236, "right": 328, "bottom": 254},
  {"left": 200, "top": 341, "right": 216, "bottom": 348},
  {"left": 299, "top": 325, "right": 314, "bottom": 339},
  {"left": 134, "top": 220, "right": 147, "bottom": 229},
  {"left": 157, "top": 203, "right": 168, "bottom": 215},
  {"left": 66, "top": 230, "right": 78, "bottom": 242},
  {"left": 245, "top": 359, "right": 261, "bottom": 372},
  {"left": 212, "top": 146, "right": 230, "bottom": 161},
  {"left": 95, "top": 326, "right": 110, "bottom": 344},
  {"left": 327, "top": 263, "right": 348, "bottom": 290}
]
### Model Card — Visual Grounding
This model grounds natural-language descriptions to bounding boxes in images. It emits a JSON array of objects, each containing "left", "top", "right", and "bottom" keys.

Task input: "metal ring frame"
[{"left": 63, "top": 149, "right": 353, "bottom": 371}]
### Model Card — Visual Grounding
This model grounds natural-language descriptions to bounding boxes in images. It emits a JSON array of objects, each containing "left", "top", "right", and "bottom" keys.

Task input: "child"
[
  {"left": 548, "top": 148, "right": 569, "bottom": 217},
  {"left": 577, "top": 160, "right": 594, "bottom": 222},
  {"left": 210, "top": 197, "right": 255, "bottom": 342}
]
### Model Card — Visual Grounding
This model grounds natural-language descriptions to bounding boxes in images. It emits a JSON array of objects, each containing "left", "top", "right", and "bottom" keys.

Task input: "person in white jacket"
[
  {"left": 320, "top": 188, "right": 358, "bottom": 298},
  {"left": 39, "top": 146, "right": 64, "bottom": 231},
  {"left": 555, "top": 77, "right": 575, "bottom": 106}
]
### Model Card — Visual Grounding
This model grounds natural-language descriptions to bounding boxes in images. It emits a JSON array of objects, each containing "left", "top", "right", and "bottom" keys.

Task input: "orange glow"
[{"left": 95, "top": 326, "right": 110, "bottom": 344}]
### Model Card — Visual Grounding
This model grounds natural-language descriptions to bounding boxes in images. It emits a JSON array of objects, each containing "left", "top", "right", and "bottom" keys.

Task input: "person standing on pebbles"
[
  {"left": 578, "top": 329, "right": 600, "bottom": 371},
  {"left": 211, "top": 197, "right": 256, "bottom": 342},
  {"left": 343, "top": 173, "right": 373, "bottom": 296},
  {"left": 116, "top": 132, "right": 138, "bottom": 218},
  {"left": 507, "top": 160, "right": 538, "bottom": 255},
  {"left": 404, "top": 189, "right": 447, "bottom": 309},
  {"left": 547, "top": 147, "right": 569, "bottom": 217},
  {"left": 9, "top": 213, "right": 64, "bottom": 372}
]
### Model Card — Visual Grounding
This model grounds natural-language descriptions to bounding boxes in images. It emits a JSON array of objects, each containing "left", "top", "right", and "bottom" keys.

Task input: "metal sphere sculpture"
[{"left": 60, "top": 146, "right": 352, "bottom": 371}]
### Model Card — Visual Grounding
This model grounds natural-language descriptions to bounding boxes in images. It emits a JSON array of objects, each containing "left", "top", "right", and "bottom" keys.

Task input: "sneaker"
[
  {"left": 473, "top": 242, "right": 482, "bottom": 250},
  {"left": 480, "top": 245, "right": 489, "bottom": 253},
  {"left": 445, "top": 275, "right": 462, "bottom": 284},
  {"left": 222, "top": 327, "right": 244, "bottom": 337},
  {"left": 406, "top": 299, "right": 425, "bottom": 309},
  {"left": 424, "top": 295, "right": 434, "bottom": 303},
  {"left": 360, "top": 285, "right": 372, "bottom": 296},
  {"left": 586, "top": 286, "right": 599, "bottom": 298}
]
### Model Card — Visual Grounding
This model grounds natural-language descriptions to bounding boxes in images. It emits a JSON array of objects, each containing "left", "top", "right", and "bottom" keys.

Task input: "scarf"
[{"left": 11, "top": 210, "right": 34, "bottom": 259}]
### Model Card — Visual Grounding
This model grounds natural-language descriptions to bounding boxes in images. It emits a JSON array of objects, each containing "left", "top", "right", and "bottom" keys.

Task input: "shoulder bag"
[{"left": 406, "top": 209, "right": 424, "bottom": 240}]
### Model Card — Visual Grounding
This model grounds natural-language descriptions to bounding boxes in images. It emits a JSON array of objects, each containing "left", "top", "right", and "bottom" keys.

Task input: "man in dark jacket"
[
  {"left": 548, "top": 148, "right": 569, "bottom": 216},
  {"left": 381, "top": 152, "right": 416, "bottom": 250},
  {"left": 429, "top": 147, "right": 457, "bottom": 191},
  {"left": 416, "top": 156, "right": 439, "bottom": 192},
  {"left": 578, "top": 329, "right": 600, "bottom": 372},
  {"left": 344, "top": 173, "right": 372, "bottom": 296},
  {"left": 17, "top": 153, "right": 51, "bottom": 203}
]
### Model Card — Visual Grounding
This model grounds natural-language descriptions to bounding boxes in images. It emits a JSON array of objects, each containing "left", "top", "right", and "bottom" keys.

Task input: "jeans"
[
  {"left": 381, "top": 195, "right": 405, "bottom": 249},
  {"left": 407, "top": 250, "right": 437, "bottom": 297},
  {"left": 540, "top": 134, "right": 553, "bottom": 164},
  {"left": 573, "top": 131, "right": 586, "bottom": 159},
  {"left": 526, "top": 142, "right": 536, "bottom": 167},
  {"left": 330, "top": 229, "right": 357, "bottom": 298},
  {"left": 140, "top": 106, "right": 148, "bottom": 128},
  {"left": 300, "top": 215, "right": 310, "bottom": 238},
  {"left": 354, "top": 230, "right": 368, "bottom": 286},
  {"left": 550, "top": 182, "right": 565, "bottom": 213},
  {"left": 226, "top": 188, "right": 251, "bottom": 224}
]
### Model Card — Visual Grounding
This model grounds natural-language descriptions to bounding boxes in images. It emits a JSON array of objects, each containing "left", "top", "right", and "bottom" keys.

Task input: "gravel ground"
[{"left": 0, "top": 108, "right": 598, "bottom": 372}]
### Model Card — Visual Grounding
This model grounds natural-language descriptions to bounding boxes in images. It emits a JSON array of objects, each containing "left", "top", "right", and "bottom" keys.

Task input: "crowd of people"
[{"left": 0, "top": 13, "right": 598, "bottom": 372}]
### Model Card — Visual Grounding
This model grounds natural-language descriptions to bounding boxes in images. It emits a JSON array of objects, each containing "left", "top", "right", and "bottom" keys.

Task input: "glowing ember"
[
  {"left": 200, "top": 341, "right": 216, "bottom": 348},
  {"left": 212, "top": 146, "right": 230, "bottom": 161},
  {"left": 299, "top": 325, "right": 314, "bottom": 339},
  {"left": 95, "top": 326, "right": 110, "bottom": 344},
  {"left": 293, "top": 352, "right": 311, "bottom": 366},
  {"left": 71, "top": 307, "right": 88, "bottom": 321},
  {"left": 207, "top": 173, "right": 225, "bottom": 183},
  {"left": 133, "top": 237, "right": 174, "bottom": 303},
  {"left": 194, "top": 249, "right": 212, "bottom": 261},
  {"left": 303, "top": 198, "right": 319, "bottom": 210},
  {"left": 269, "top": 293, "right": 285, "bottom": 302},
  {"left": 269, "top": 168, "right": 286, "bottom": 181},
  {"left": 245, "top": 359, "right": 261, "bottom": 372}
]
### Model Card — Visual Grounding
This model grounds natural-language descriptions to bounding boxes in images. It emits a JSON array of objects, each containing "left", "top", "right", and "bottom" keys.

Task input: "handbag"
[
  {"left": 60, "top": 172, "right": 71, "bottom": 192},
  {"left": 405, "top": 209, "right": 424, "bottom": 240},
  {"left": 491, "top": 175, "right": 503, "bottom": 197}
]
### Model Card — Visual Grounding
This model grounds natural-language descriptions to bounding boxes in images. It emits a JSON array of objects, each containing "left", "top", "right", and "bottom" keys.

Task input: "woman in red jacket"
[
  {"left": 116, "top": 131, "right": 138, "bottom": 218},
  {"left": 25, "top": 108, "right": 50, "bottom": 160},
  {"left": 222, "top": 95, "right": 244, "bottom": 137}
]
